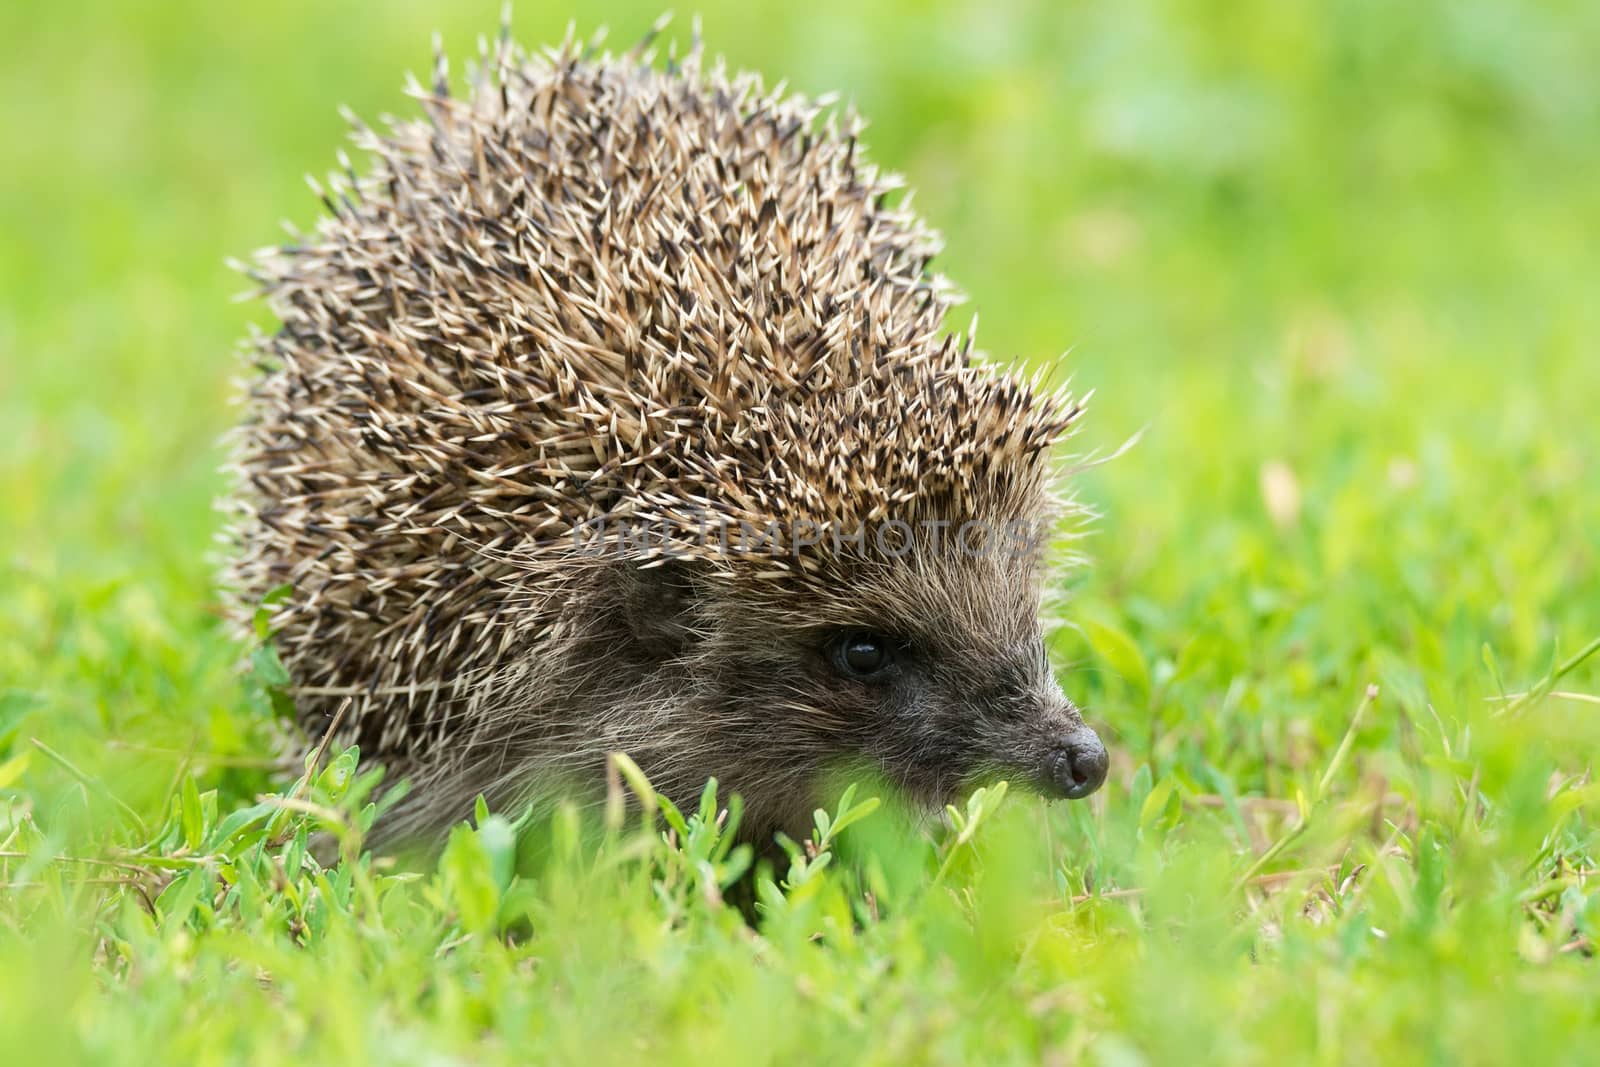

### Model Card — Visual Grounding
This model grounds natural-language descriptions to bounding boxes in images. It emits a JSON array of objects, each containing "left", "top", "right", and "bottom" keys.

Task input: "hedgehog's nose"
[{"left": 1044, "top": 727, "right": 1108, "bottom": 800}]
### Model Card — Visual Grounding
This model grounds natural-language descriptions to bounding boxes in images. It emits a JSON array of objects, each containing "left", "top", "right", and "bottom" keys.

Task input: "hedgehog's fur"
[{"left": 225, "top": 18, "right": 1105, "bottom": 850}]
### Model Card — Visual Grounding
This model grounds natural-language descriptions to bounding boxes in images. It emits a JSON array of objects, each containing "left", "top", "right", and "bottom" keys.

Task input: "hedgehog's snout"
[{"left": 1042, "top": 726, "right": 1108, "bottom": 800}]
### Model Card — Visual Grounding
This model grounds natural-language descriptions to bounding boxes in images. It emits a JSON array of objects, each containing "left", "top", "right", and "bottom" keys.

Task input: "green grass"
[{"left": 3, "top": 0, "right": 1599, "bottom": 1062}]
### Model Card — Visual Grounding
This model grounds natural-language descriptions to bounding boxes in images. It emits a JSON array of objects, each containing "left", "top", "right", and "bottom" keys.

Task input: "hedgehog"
[{"left": 224, "top": 17, "right": 1109, "bottom": 853}]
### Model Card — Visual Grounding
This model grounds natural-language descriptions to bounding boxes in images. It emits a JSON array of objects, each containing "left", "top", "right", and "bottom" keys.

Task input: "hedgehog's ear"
[{"left": 618, "top": 559, "right": 699, "bottom": 659}]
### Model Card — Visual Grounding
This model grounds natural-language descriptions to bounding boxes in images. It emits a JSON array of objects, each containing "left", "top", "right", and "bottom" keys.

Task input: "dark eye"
[{"left": 832, "top": 631, "right": 894, "bottom": 680}]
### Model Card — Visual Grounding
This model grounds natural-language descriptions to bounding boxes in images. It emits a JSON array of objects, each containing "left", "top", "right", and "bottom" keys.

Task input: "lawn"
[{"left": 2, "top": 1, "right": 1598, "bottom": 1062}]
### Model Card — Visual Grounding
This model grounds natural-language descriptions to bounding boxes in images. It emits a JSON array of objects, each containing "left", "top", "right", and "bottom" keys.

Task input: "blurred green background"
[{"left": 2, "top": 0, "right": 1598, "bottom": 1063}]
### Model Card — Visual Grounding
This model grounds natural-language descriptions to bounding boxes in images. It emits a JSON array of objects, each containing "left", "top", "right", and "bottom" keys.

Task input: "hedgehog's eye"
[{"left": 831, "top": 631, "right": 894, "bottom": 680}]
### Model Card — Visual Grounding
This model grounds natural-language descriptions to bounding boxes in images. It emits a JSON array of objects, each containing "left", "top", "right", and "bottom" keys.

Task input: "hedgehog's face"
[
  {"left": 811, "top": 622, "right": 1108, "bottom": 807},
  {"left": 792, "top": 553, "right": 1109, "bottom": 809},
  {"left": 614, "top": 549, "right": 1107, "bottom": 819}
]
